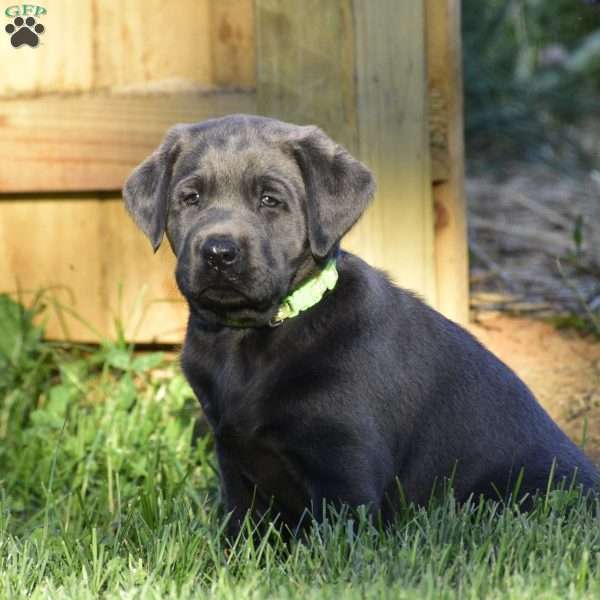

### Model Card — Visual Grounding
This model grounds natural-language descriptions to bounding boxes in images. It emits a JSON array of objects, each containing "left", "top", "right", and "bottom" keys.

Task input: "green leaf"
[
  {"left": 46, "top": 383, "right": 77, "bottom": 417},
  {"left": 104, "top": 347, "right": 132, "bottom": 371},
  {"left": 0, "top": 294, "right": 44, "bottom": 368},
  {"left": 131, "top": 352, "right": 164, "bottom": 373},
  {"left": 168, "top": 374, "right": 195, "bottom": 400},
  {"left": 59, "top": 360, "right": 89, "bottom": 388},
  {"left": 115, "top": 373, "right": 137, "bottom": 410}
]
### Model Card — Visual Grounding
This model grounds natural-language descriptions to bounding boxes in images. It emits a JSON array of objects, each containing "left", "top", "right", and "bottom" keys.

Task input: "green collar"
[
  {"left": 223, "top": 259, "right": 338, "bottom": 328},
  {"left": 272, "top": 258, "right": 338, "bottom": 325}
]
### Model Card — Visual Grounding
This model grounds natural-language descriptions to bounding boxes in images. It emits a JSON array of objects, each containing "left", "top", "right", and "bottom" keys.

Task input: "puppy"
[{"left": 123, "top": 114, "right": 598, "bottom": 536}]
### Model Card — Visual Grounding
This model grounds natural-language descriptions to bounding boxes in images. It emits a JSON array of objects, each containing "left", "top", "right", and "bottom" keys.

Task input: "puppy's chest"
[
  {"left": 185, "top": 348, "right": 277, "bottom": 439},
  {"left": 189, "top": 352, "right": 312, "bottom": 507}
]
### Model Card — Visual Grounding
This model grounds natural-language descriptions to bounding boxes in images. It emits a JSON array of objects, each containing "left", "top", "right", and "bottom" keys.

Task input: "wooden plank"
[
  {"left": 255, "top": 0, "right": 436, "bottom": 306},
  {"left": 255, "top": 1, "right": 358, "bottom": 151},
  {"left": 0, "top": 93, "right": 457, "bottom": 198},
  {"left": 0, "top": 0, "right": 255, "bottom": 98},
  {"left": 429, "top": 87, "right": 451, "bottom": 183},
  {"left": 210, "top": 0, "right": 256, "bottom": 89},
  {"left": 93, "top": 0, "right": 213, "bottom": 92},
  {"left": 0, "top": 197, "right": 186, "bottom": 343},
  {"left": 426, "top": 0, "right": 469, "bottom": 324},
  {"left": 0, "top": 91, "right": 256, "bottom": 193},
  {"left": 0, "top": 1, "right": 93, "bottom": 97},
  {"left": 351, "top": 0, "right": 435, "bottom": 304}
]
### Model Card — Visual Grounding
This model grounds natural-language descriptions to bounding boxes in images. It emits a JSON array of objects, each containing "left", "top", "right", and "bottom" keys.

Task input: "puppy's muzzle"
[{"left": 202, "top": 237, "right": 240, "bottom": 271}]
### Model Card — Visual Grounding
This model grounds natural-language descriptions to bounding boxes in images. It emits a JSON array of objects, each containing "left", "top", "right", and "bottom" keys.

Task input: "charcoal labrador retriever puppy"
[{"left": 123, "top": 114, "right": 597, "bottom": 536}]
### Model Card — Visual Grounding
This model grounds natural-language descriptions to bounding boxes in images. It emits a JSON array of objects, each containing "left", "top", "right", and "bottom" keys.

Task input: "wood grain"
[
  {"left": 0, "top": 91, "right": 256, "bottom": 193},
  {"left": 426, "top": 0, "right": 469, "bottom": 323},
  {"left": 93, "top": 0, "right": 212, "bottom": 92},
  {"left": 255, "top": 0, "right": 358, "bottom": 151},
  {"left": 351, "top": 0, "right": 436, "bottom": 304},
  {"left": 210, "top": 0, "right": 256, "bottom": 89},
  {"left": 0, "top": 2, "right": 94, "bottom": 97},
  {"left": 0, "top": 197, "right": 186, "bottom": 342},
  {"left": 0, "top": 0, "right": 255, "bottom": 97}
]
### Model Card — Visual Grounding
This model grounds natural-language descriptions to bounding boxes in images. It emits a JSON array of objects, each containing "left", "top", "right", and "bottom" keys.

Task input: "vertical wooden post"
[
  {"left": 426, "top": 0, "right": 469, "bottom": 323},
  {"left": 255, "top": 0, "right": 436, "bottom": 307},
  {"left": 209, "top": 0, "right": 256, "bottom": 89}
]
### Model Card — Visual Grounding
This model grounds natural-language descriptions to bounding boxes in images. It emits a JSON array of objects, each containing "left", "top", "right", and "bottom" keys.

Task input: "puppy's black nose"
[{"left": 202, "top": 237, "right": 239, "bottom": 270}]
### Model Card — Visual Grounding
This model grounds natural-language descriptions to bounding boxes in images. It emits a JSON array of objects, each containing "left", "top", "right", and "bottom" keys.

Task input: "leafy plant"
[
  {"left": 462, "top": 0, "right": 600, "bottom": 170},
  {"left": 0, "top": 292, "right": 57, "bottom": 435}
]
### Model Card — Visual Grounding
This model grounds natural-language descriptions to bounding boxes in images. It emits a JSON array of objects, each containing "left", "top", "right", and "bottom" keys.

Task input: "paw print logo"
[{"left": 5, "top": 16, "right": 45, "bottom": 48}]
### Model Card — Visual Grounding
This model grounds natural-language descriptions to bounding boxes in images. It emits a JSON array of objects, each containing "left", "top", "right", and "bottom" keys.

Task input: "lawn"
[{"left": 1, "top": 294, "right": 599, "bottom": 599}]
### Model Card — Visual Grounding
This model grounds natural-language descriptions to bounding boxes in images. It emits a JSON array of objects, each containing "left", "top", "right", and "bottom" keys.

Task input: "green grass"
[{"left": 1, "top": 293, "right": 600, "bottom": 599}]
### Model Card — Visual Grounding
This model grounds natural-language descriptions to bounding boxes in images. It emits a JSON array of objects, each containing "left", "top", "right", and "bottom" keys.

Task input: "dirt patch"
[{"left": 469, "top": 313, "right": 600, "bottom": 463}]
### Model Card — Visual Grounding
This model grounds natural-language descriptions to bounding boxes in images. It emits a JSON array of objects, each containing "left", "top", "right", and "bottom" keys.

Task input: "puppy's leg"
[
  {"left": 216, "top": 447, "right": 257, "bottom": 541},
  {"left": 306, "top": 451, "right": 384, "bottom": 526}
]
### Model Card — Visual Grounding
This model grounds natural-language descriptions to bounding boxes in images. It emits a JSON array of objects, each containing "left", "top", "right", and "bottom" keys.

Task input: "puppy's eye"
[
  {"left": 183, "top": 192, "right": 201, "bottom": 206},
  {"left": 260, "top": 194, "right": 280, "bottom": 208}
]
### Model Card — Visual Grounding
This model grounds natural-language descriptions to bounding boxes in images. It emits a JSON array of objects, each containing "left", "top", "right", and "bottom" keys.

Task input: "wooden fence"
[{"left": 0, "top": 0, "right": 467, "bottom": 342}]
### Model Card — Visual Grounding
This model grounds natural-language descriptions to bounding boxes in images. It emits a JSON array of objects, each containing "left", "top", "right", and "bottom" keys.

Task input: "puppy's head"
[{"left": 123, "top": 114, "right": 374, "bottom": 326}]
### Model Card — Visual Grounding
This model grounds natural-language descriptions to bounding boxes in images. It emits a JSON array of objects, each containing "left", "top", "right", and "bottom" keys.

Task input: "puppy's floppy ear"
[
  {"left": 292, "top": 126, "right": 375, "bottom": 259},
  {"left": 122, "top": 125, "right": 185, "bottom": 252}
]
